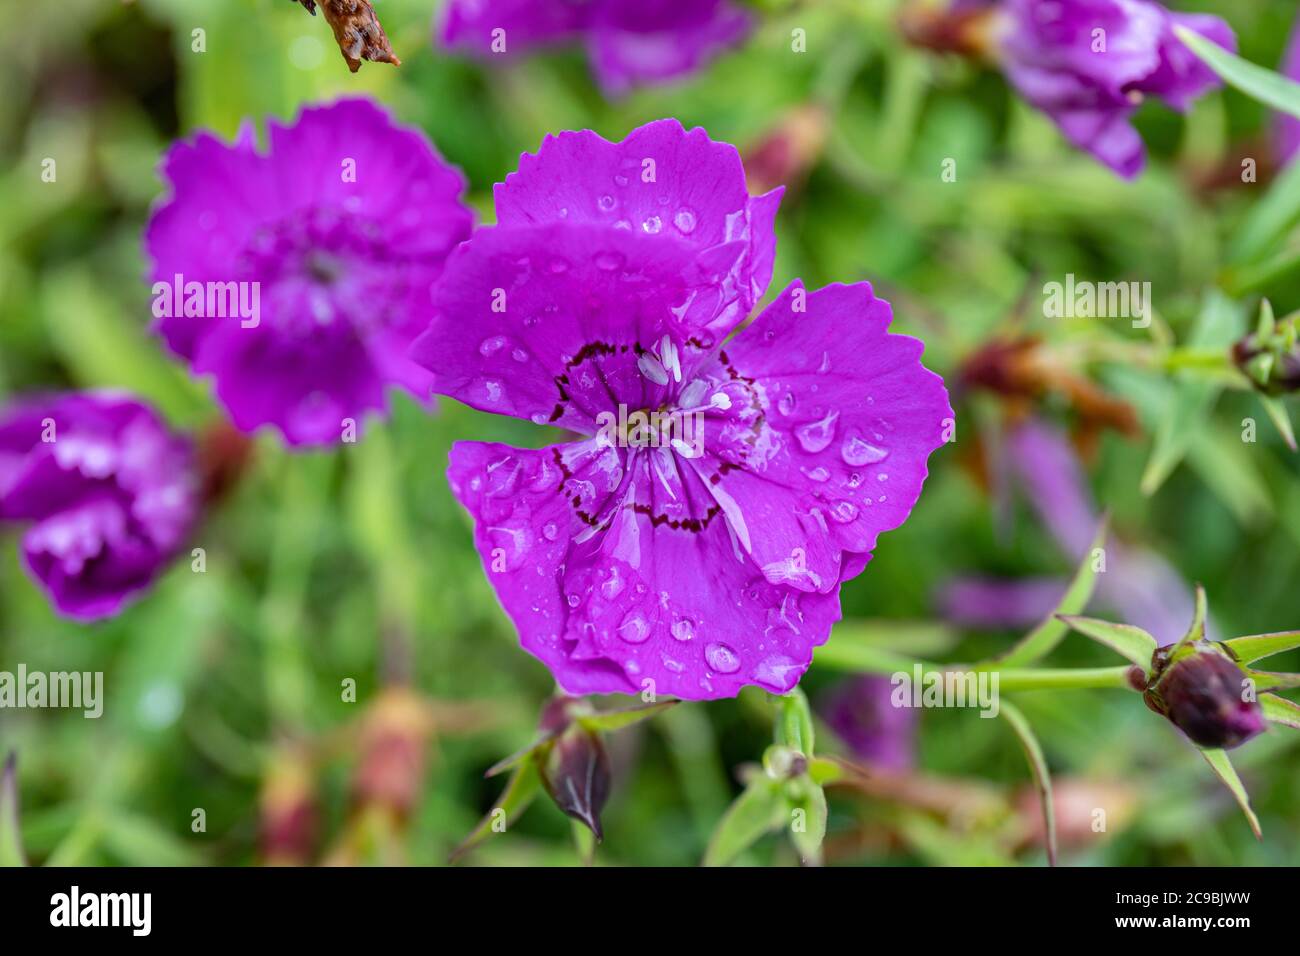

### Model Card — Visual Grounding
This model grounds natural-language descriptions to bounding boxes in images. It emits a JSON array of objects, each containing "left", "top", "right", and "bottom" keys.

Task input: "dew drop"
[
  {"left": 795, "top": 410, "right": 839, "bottom": 454},
  {"left": 753, "top": 655, "right": 800, "bottom": 692},
  {"left": 512, "top": 348, "right": 529, "bottom": 363},
  {"left": 479, "top": 336, "right": 507, "bottom": 357},
  {"left": 705, "top": 642, "right": 741, "bottom": 674},
  {"left": 641, "top": 215, "right": 662, "bottom": 234},
  {"left": 543, "top": 523, "right": 559, "bottom": 541},
  {"left": 671, "top": 619, "right": 695, "bottom": 642},
  {"left": 618, "top": 609, "right": 651, "bottom": 644},
  {"left": 597, "top": 194, "right": 616, "bottom": 212},
  {"left": 829, "top": 500, "right": 859, "bottom": 523},
  {"left": 801, "top": 466, "right": 830, "bottom": 483},
  {"left": 673, "top": 208, "right": 697, "bottom": 234},
  {"left": 841, "top": 435, "right": 889, "bottom": 466},
  {"left": 778, "top": 392, "right": 797, "bottom": 416},
  {"left": 594, "top": 251, "right": 625, "bottom": 271}
]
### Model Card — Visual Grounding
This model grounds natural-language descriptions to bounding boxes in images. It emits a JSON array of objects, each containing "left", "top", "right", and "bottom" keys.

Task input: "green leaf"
[
  {"left": 100, "top": 812, "right": 201, "bottom": 867},
  {"left": 1141, "top": 292, "right": 1239, "bottom": 495},
  {"left": 774, "top": 687, "right": 815, "bottom": 755},
  {"left": 0, "top": 754, "right": 27, "bottom": 867},
  {"left": 1258, "top": 395, "right": 1298, "bottom": 452},
  {"left": 1057, "top": 615, "right": 1158, "bottom": 674},
  {"left": 997, "top": 517, "right": 1108, "bottom": 667},
  {"left": 825, "top": 619, "right": 961, "bottom": 659},
  {"left": 451, "top": 758, "right": 543, "bottom": 863},
  {"left": 1170, "top": 584, "right": 1209, "bottom": 655},
  {"left": 1224, "top": 630, "right": 1300, "bottom": 664},
  {"left": 807, "top": 756, "right": 847, "bottom": 786},
  {"left": 1199, "top": 749, "right": 1262, "bottom": 840},
  {"left": 1231, "top": 157, "right": 1300, "bottom": 263},
  {"left": 812, "top": 640, "right": 928, "bottom": 675},
  {"left": 999, "top": 701, "right": 1057, "bottom": 867},
  {"left": 578, "top": 700, "right": 678, "bottom": 733},
  {"left": 1245, "top": 669, "right": 1300, "bottom": 693},
  {"left": 1175, "top": 26, "right": 1300, "bottom": 121},
  {"left": 703, "top": 779, "right": 786, "bottom": 867},
  {"left": 1260, "top": 693, "right": 1300, "bottom": 730},
  {"left": 788, "top": 784, "right": 828, "bottom": 866}
]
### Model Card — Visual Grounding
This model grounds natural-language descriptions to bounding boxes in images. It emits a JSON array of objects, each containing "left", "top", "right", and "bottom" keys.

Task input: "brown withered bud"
[
  {"left": 744, "top": 104, "right": 830, "bottom": 197},
  {"left": 259, "top": 748, "right": 318, "bottom": 866},
  {"left": 197, "top": 420, "right": 254, "bottom": 506},
  {"left": 960, "top": 335, "right": 1140, "bottom": 438},
  {"left": 290, "top": 0, "right": 400, "bottom": 73},
  {"left": 351, "top": 688, "right": 434, "bottom": 818},
  {"left": 898, "top": 0, "right": 999, "bottom": 59}
]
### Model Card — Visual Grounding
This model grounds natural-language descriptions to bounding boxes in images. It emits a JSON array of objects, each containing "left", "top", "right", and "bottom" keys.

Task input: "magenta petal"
[
  {"left": 411, "top": 220, "right": 750, "bottom": 429},
  {"left": 448, "top": 439, "right": 856, "bottom": 700},
  {"left": 706, "top": 282, "right": 952, "bottom": 592},
  {"left": 494, "top": 119, "right": 780, "bottom": 316}
]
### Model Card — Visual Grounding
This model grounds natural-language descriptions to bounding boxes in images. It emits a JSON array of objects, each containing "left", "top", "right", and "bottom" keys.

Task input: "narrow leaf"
[
  {"left": 1231, "top": 156, "right": 1300, "bottom": 263},
  {"left": 1224, "top": 630, "right": 1300, "bottom": 665},
  {"left": 703, "top": 779, "right": 786, "bottom": 867},
  {"left": 788, "top": 785, "right": 828, "bottom": 867},
  {"left": 1057, "top": 615, "right": 1158, "bottom": 673},
  {"left": 0, "top": 753, "right": 26, "bottom": 867},
  {"left": 999, "top": 701, "right": 1057, "bottom": 867},
  {"left": 1245, "top": 669, "right": 1300, "bottom": 692},
  {"left": 450, "top": 759, "right": 542, "bottom": 862},
  {"left": 998, "top": 517, "right": 1108, "bottom": 667},
  {"left": 1170, "top": 584, "right": 1208, "bottom": 655},
  {"left": 578, "top": 700, "right": 678, "bottom": 733},
  {"left": 1259, "top": 395, "right": 1298, "bottom": 452},
  {"left": 1199, "top": 749, "right": 1262, "bottom": 840},
  {"left": 1175, "top": 26, "right": 1300, "bottom": 120},
  {"left": 1259, "top": 693, "right": 1300, "bottom": 729}
]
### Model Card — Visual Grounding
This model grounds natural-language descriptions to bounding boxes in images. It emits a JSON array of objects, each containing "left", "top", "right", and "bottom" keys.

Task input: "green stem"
[{"left": 814, "top": 644, "right": 1135, "bottom": 692}]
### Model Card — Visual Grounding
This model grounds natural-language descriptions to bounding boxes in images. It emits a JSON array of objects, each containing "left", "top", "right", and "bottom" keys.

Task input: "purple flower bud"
[
  {"left": 540, "top": 723, "right": 612, "bottom": 841},
  {"left": 1145, "top": 645, "right": 1266, "bottom": 750},
  {"left": 0, "top": 392, "right": 198, "bottom": 621}
]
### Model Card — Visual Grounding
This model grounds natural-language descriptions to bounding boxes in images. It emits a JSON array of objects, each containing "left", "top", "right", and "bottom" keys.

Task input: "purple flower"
[
  {"left": 1276, "top": 14, "right": 1300, "bottom": 167},
  {"left": 410, "top": 119, "right": 951, "bottom": 701},
  {"left": 439, "top": 0, "right": 751, "bottom": 95},
  {"left": 0, "top": 392, "right": 197, "bottom": 621},
  {"left": 996, "top": 0, "right": 1235, "bottom": 178},
  {"left": 145, "top": 98, "right": 473, "bottom": 447},
  {"left": 821, "top": 676, "right": 917, "bottom": 770}
]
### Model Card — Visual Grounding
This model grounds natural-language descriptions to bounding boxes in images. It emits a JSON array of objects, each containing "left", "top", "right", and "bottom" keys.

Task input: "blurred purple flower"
[
  {"left": 411, "top": 119, "right": 951, "bottom": 700},
  {"left": 1276, "top": 14, "right": 1300, "bottom": 167},
  {"left": 940, "top": 417, "right": 1200, "bottom": 645},
  {"left": 0, "top": 392, "right": 197, "bottom": 621},
  {"left": 995, "top": 0, "right": 1235, "bottom": 178},
  {"left": 145, "top": 98, "right": 473, "bottom": 447},
  {"left": 439, "top": 0, "right": 751, "bottom": 96},
  {"left": 821, "top": 676, "right": 916, "bottom": 770}
]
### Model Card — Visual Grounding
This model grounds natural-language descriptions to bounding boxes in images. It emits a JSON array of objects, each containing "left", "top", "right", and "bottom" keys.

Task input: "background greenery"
[{"left": 1, "top": 0, "right": 1297, "bottom": 866}]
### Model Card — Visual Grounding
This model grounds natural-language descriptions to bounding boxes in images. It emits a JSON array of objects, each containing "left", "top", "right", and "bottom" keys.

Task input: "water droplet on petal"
[
  {"left": 705, "top": 642, "right": 741, "bottom": 674},
  {"left": 549, "top": 257, "right": 570, "bottom": 273},
  {"left": 673, "top": 208, "right": 697, "bottom": 234},
  {"left": 801, "top": 466, "right": 830, "bottom": 482},
  {"left": 829, "top": 500, "right": 859, "bottom": 523},
  {"left": 671, "top": 619, "right": 695, "bottom": 642},
  {"left": 618, "top": 609, "right": 651, "bottom": 644},
  {"left": 795, "top": 411, "right": 839, "bottom": 453},
  {"left": 841, "top": 435, "right": 889, "bottom": 466},
  {"left": 594, "top": 251, "right": 625, "bottom": 271},
  {"left": 753, "top": 655, "right": 800, "bottom": 692},
  {"left": 543, "top": 523, "right": 559, "bottom": 541},
  {"left": 597, "top": 195, "right": 616, "bottom": 212},
  {"left": 778, "top": 392, "right": 797, "bottom": 416},
  {"left": 641, "top": 215, "right": 662, "bottom": 234},
  {"left": 479, "top": 336, "right": 507, "bottom": 357}
]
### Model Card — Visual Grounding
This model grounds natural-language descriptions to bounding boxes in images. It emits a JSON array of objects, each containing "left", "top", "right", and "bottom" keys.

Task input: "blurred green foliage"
[{"left": 1, "top": 0, "right": 1298, "bottom": 866}]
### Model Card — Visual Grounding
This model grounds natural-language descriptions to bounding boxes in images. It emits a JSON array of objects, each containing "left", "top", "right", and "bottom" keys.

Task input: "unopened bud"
[
  {"left": 539, "top": 724, "right": 611, "bottom": 841},
  {"left": 1144, "top": 645, "right": 1265, "bottom": 750}
]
